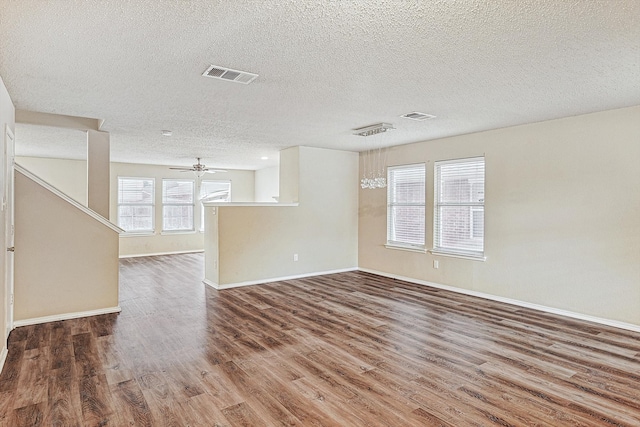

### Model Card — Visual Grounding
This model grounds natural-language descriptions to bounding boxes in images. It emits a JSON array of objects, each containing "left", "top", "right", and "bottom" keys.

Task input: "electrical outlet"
[
  {"left": 293, "top": 254, "right": 299, "bottom": 262},
  {"left": 433, "top": 260, "right": 439, "bottom": 269}
]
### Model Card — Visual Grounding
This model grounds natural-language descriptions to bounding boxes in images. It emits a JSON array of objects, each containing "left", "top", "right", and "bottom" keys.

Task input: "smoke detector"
[{"left": 202, "top": 65, "right": 258, "bottom": 84}]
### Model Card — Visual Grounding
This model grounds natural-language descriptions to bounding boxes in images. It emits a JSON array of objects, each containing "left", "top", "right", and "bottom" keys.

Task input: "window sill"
[
  {"left": 385, "top": 244, "right": 427, "bottom": 254},
  {"left": 429, "top": 249, "right": 486, "bottom": 261},
  {"left": 120, "top": 232, "right": 155, "bottom": 238},
  {"left": 160, "top": 230, "right": 197, "bottom": 236}
]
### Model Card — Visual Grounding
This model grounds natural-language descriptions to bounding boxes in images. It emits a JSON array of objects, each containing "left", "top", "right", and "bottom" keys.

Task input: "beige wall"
[
  {"left": 254, "top": 165, "right": 279, "bottom": 202},
  {"left": 0, "top": 75, "right": 15, "bottom": 362},
  {"left": 14, "top": 171, "right": 119, "bottom": 321},
  {"left": 206, "top": 146, "right": 358, "bottom": 287},
  {"left": 13, "top": 157, "right": 255, "bottom": 257},
  {"left": 16, "top": 157, "right": 88, "bottom": 204},
  {"left": 359, "top": 106, "right": 640, "bottom": 326}
]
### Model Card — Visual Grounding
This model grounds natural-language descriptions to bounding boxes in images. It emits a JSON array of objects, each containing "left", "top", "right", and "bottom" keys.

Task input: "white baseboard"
[
  {"left": 359, "top": 268, "right": 640, "bottom": 333},
  {"left": 119, "top": 250, "right": 204, "bottom": 259},
  {"left": 0, "top": 346, "right": 7, "bottom": 375},
  {"left": 13, "top": 306, "right": 122, "bottom": 328},
  {"left": 204, "top": 267, "right": 358, "bottom": 290}
]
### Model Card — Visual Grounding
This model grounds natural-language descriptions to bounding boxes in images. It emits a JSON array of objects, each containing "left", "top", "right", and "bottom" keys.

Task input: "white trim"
[
  {"left": 120, "top": 232, "right": 156, "bottom": 238},
  {"left": 203, "top": 201, "right": 299, "bottom": 207},
  {"left": 15, "top": 164, "right": 123, "bottom": 233},
  {"left": 204, "top": 267, "right": 358, "bottom": 290},
  {"left": 119, "top": 249, "right": 204, "bottom": 259},
  {"left": 160, "top": 230, "right": 197, "bottom": 236},
  {"left": 358, "top": 268, "right": 640, "bottom": 333},
  {"left": 428, "top": 249, "right": 487, "bottom": 261},
  {"left": 203, "top": 279, "right": 218, "bottom": 289},
  {"left": 0, "top": 346, "right": 7, "bottom": 375},
  {"left": 12, "top": 306, "right": 122, "bottom": 328}
]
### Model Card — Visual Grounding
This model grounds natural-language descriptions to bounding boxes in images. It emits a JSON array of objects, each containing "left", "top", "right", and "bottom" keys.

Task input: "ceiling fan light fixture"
[
  {"left": 168, "top": 158, "right": 228, "bottom": 177},
  {"left": 353, "top": 123, "right": 395, "bottom": 137}
]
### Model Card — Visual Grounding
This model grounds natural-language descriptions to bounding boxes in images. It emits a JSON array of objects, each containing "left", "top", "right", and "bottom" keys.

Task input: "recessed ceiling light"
[
  {"left": 353, "top": 123, "right": 395, "bottom": 137},
  {"left": 261, "top": 156, "right": 269, "bottom": 160},
  {"left": 161, "top": 130, "right": 172, "bottom": 137},
  {"left": 401, "top": 112, "right": 436, "bottom": 121}
]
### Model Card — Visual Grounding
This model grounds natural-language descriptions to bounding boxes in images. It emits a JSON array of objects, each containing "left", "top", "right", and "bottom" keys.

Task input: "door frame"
[{"left": 4, "top": 124, "right": 14, "bottom": 337}]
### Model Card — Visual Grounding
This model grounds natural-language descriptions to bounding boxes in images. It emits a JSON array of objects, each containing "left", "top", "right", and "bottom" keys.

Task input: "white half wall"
[
  {"left": 359, "top": 106, "right": 640, "bottom": 327},
  {"left": 205, "top": 146, "right": 358, "bottom": 286}
]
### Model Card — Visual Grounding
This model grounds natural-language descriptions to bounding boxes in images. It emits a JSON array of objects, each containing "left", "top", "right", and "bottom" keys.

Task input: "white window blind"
[
  {"left": 199, "top": 180, "right": 231, "bottom": 230},
  {"left": 162, "top": 179, "right": 195, "bottom": 232},
  {"left": 117, "top": 177, "right": 155, "bottom": 233},
  {"left": 434, "top": 157, "right": 485, "bottom": 257},
  {"left": 387, "top": 164, "right": 426, "bottom": 250}
]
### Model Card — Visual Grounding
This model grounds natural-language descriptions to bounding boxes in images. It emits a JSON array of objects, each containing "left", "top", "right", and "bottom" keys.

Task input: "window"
[
  {"left": 386, "top": 164, "right": 426, "bottom": 250},
  {"left": 162, "top": 179, "right": 195, "bottom": 232},
  {"left": 199, "top": 180, "right": 231, "bottom": 230},
  {"left": 117, "top": 177, "right": 154, "bottom": 233},
  {"left": 434, "top": 157, "right": 485, "bottom": 258}
]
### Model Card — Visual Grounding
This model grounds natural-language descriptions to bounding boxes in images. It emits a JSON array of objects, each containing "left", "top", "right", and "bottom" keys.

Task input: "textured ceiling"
[{"left": 1, "top": 0, "right": 639, "bottom": 170}]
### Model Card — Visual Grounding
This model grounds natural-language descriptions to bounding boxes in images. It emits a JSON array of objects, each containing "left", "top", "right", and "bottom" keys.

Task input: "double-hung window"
[
  {"left": 117, "top": 177, "right": 155, "bottom": 233},
  {"left": 386, "top": 164, "right": 426, "bottom": 251},
  {"left": 433, "top": 157, "right": 485, "bottom": 259},
  {"left": 199, "top": 180, "right": 231, "bottom": 230},
  {"left": 162, "top": 179, "right": 195, "bottom": 232}
]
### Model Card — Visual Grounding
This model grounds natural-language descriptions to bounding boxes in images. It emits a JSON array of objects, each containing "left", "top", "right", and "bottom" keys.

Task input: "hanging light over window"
[{"left": 360, "top": 147, "right": 388, "bottom": 189}]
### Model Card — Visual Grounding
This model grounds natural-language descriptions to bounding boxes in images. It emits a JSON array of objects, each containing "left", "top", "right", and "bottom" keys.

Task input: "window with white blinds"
[
  {"left": 162, "top": 179, "right": 195, "bottom": 232},
  {"left": 434, "top": 157, "right": 485, "bottom": 258},
  {"left": 199, "top": 180, "right": 231, "bottom": 230},
  {"left": 387, "top": 164, "right": 426, "bottom": 250},
  {"left": 117, "top": 177, "right": 155, "bottom": 233}
]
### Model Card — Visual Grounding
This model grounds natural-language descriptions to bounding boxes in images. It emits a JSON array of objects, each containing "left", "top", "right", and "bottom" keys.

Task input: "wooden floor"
[{"left": 1, "top": 253, "right": 639, "bottom": 426}]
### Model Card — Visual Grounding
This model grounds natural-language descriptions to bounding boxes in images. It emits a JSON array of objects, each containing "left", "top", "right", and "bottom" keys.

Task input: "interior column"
[{"left": 87, "top": 130, "right": 110, "bottom": 218}]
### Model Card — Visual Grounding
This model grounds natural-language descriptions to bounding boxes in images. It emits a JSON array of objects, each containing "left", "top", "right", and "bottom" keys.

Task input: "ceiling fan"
[{"left": 169, "top": 158, "right": 227, "bottom": 177}]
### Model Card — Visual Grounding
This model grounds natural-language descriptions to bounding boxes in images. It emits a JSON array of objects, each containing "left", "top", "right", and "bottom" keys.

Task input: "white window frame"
[
  {"left": 386, "top": 163, "right": 426, "bottom": 252},
  {"left": 431, "top": 156, "right": 486, "bottom": 261},
  {"left": 162, "top": 179, "right": 195, "bottom": 233},
  {"left": 117, "top": 177, "right": 155, "bottom": 235},
  {"left": 199, "top": 180, "right": 231, "bottom": 231}
]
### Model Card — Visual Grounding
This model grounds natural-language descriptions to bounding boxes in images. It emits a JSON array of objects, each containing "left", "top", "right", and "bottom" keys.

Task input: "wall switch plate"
[
  {"left": 433, "top": 260, "right": 439, "bottom": 269},
  {"left": 293, "top": 254, "right": 298, "bottom": 261}
]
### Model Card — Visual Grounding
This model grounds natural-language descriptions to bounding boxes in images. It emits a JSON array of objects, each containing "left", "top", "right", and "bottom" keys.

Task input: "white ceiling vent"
[
  {"left": 401, "top": 112, "right": 436, "bottom": 121},
  {"left": 202, "top": 65, "right": 258, "bottom": 84}
]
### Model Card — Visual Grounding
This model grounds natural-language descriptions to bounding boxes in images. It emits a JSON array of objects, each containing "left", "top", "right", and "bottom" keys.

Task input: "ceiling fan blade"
[
  {"left": 169, "top": 167, "right": 194, "bottom": 171},
  {"left": 204, "top": 169, "right": 228, "bottom": 173}
]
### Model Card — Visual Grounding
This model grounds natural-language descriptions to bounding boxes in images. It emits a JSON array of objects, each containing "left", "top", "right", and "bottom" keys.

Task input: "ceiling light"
[
  {"left": 162, "top": 130, "right": 172, "bottom": 136},
  {"left": 261, "top": 156, "right": 269, "bottom": 160},
  {"left": 353, "top": 123, "right": 395, "bottom": 137},
  {"left": 401, "top": 112, "right": 436, "bottom": 121}
]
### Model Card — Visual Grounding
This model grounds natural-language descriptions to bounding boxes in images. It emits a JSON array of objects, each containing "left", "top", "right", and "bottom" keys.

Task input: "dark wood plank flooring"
[{"left": 1, "top": 253, "right": 639, "bottom": 426}]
